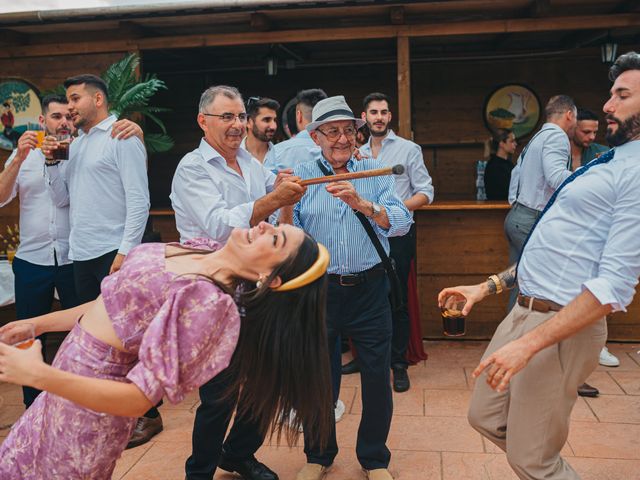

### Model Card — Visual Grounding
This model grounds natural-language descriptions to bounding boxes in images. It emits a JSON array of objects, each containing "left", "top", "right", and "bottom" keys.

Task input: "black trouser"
[
  {"left": 13, "top": 256, "right": 80, "bottom": 407},
  {"left": 72, "top": 249, "right": 119, "bottom": 304},
  {"left": 73, "top": 249, "right": 162, "bottom": 418},
  {"left": 185, "top": 368, "right": 265, "bottom": 480},
  {"left": 304, "top": 272, "right": 393, "bottom": 470},
  {"left": 389, "top": 223, "right": 416, "bottom": 370}
]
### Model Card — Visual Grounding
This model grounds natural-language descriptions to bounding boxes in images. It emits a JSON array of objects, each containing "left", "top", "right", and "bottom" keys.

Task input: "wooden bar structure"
[{"left": 1, "top": 0, "right": 639, "bottom": 337}]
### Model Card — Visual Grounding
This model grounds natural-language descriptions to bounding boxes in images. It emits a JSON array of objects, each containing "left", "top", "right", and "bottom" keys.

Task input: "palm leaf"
[
  {"left": 103, "top": 54, "right": 139, "bottom": 106},
  {"left": 141, "top": 111, "right": 167, "bottom": 134},
  {"left": 144, "top": 133, "right": 174, "bottom": 153}
]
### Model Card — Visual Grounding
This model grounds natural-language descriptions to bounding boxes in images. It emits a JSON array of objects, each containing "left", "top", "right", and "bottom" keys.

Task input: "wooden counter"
[
  {"left": 415, "top": 201, "right": 640, "bottom": 341},
  {"left": 151, "top": 203, "right": 639, "bottom": 341}
]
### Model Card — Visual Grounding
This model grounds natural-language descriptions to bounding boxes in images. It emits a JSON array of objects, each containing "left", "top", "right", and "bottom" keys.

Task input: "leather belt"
[
  {"left": 328, "top": 264, "right": 386, "bottom": 287},
  {"left": 517, "top": 294, "right": 563, "bottom": 313}
]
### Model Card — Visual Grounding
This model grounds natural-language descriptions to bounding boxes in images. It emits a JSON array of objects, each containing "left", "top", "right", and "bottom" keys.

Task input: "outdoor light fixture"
[
  {"left": 266, "top": 56, "right": 278, "bottom": 76},
  {"left": 601, "top": 38, "right": 618, "bottom": 64}
]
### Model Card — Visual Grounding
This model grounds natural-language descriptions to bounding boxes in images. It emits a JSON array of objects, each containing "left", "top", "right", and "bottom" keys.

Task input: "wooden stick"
[{"left": 299, "top": 164, "right": 404, "bottom": 186}]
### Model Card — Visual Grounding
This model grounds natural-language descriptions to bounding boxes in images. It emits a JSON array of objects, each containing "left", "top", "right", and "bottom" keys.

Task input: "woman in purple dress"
[{"left": 0, "top": 222, "right": 332, "bottom": 480}]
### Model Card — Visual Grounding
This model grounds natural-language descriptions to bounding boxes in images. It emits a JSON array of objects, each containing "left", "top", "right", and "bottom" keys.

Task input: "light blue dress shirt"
[
  {"left": 270, "top": 130, "right": 320, "bottom": 172},
  {"left": 359, "top": 130, "right": 434, "bottom": 215},
  {"left": 508, "top": 123, "right": 572, "bottom": 210},
  {"left": 170, "top": 138, "right": 276, "bottom": 243},
  {"left": 46, "top": 115, "right": 149, "bottom": 261},
  {"left": 240, "top": 137, "right": 278, "bottom": 173},
  {"left": 293, "top": 153, "right": 412, "bottom": 275},
  {"left": 519, "top": 140, "right": 640, "bottom": 311}
]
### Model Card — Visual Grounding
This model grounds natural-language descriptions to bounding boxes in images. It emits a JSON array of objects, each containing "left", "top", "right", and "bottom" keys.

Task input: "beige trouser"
[{"left": 468, "top": 304, "right": 607, "bottom": 480}]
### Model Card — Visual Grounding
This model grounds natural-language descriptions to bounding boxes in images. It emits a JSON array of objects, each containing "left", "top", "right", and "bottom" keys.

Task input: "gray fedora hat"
[{"left": 306, "top": 95, "right": 366, "bottom": 133}]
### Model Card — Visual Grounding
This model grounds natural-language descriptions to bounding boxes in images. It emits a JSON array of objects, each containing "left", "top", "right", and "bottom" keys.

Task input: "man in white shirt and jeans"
[
  {"left": 440, "top": 51, "right": 640, "bottom": 480},
  {"left": 172, "top": 85, "right": 304, "bottom": 480},
  {"left": 0, "top": 94, "right": 143, "bottom": 409},
  {"left": 45, "top": 74, "right": 151, "bottom": 444}
]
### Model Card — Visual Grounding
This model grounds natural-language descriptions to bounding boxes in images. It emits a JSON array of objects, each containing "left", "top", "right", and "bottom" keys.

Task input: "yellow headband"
[{"left": 274, "top": 243, "right": 330, "bottom": 292}]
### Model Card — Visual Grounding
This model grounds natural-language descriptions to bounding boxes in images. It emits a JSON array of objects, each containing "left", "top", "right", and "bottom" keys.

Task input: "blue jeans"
[{"left": 12, "top": 256, "right": 79, "bottom": 407}]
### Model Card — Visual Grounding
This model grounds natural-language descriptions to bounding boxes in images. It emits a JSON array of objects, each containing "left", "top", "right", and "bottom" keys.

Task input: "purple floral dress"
[{"left": 0, "top": 240, "right": 240, "bottom": 479}]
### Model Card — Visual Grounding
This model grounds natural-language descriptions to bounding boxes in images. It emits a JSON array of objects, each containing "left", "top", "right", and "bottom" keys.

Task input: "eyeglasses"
[
  {"left": 202, "top": 112, "right": 248, "bottom": 123},
  {"left": 316, "top": 126, "right": 357, "bottom": 142},
  {"left": 246, "top": 96, "right": 261, "bottom": 109}
]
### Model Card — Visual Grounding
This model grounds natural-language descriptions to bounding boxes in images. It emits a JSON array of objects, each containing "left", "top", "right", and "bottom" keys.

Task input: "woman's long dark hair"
[
  {"left": 167, "top": 236, "right": 332, "bottom": 446},
  {"left": 227, "top": 233, "right": 332, "bottom": 448}
]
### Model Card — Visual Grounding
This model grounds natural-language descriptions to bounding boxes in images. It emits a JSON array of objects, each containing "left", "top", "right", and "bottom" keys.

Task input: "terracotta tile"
[
  {"left": 339, "top": 386, "right": 357, "bottom": 413},
  {"left": 335, "top": 412, "right": 361, "bottom": 448},
  {"left": 567, "top": 457, "right": 640, "bottom": 480},
  {"left": 609, "top": 371, "right": 640, "bottom": 395},
  {"left": 422, "top": 341, "right": 486, "bottom": 367},
  {"left": 0, "top": 404, "right": 23, "bottom": 435},
  {"left": 425, "top": 389, "right": 471, "bottom": 417},
  {"left": 570, "top": 397, "right": 598, "bottom": 423},
  {"left": 351, "top": 387, "right": 425, "bottom": 416},
  {"left": 583, "top": 371, "right": 625, "bottom": 395},
  {"left": 585, "top": 395, "right": 640, "bottom": 424},
  {"left": 0, "top": 382, "right": 23, "bottom": 406},
  {"left": 113, "top": 442, "right": 155, "bottom": 480},
  {"left": 120, "top": 441, "right": 192, "bottom": 480},
  {"left": 442, "top": 452, "right": 519, "bottom": 480},
  {"left": 388, "top": 450, "right": 441, "bottom": 480},
  {"left": 153, "top": 408, "right": 195, "bottom": 444},
  {"left": 215, "top": 445, "right": 306, "bottom": 480},
  {"left": 410, "top": 365, "right": 468, "bottom": 390},
  {"left": 388, "top": 416, "right": 484, "bottom": 453},
  {"left": 339, "top": 371, "right": 363, "bottom": 388},
  {"left": 569, "top": 422, "right": 640, "bottom": 459}
]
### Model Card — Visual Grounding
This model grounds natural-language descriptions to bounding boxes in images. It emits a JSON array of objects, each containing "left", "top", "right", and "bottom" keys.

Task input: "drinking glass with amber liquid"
[
  {"left": 0, "top": 322, "right": 35, "bottom": 349},
  {"left": 441, "top": 296, "right": 466, "bottom": 337}
]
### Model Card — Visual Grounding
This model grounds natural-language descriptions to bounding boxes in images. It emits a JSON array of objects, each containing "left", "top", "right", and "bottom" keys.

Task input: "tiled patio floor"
[{"left": 2, "top": 341, "right": 640, "bottom": 479}]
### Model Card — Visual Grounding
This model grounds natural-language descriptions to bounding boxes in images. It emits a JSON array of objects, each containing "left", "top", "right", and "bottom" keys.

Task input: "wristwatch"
[{"left": 370, "top": 202, "right": 382, "bottom": 217}]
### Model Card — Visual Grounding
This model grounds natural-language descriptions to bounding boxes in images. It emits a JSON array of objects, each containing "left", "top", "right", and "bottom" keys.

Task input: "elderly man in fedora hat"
[{"left": 288, "top": 96, "right": 412, "bottom": 480}]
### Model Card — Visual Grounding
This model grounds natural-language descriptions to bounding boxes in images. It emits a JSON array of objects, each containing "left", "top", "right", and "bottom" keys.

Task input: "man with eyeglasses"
[
  {"left": 290, "top": 96, "right": 412, "bottom": 480},
  {"left": 241, "top": 96, "right": 279, "bottom": 169},
  {"left": 172, "top": 85, "right": 304, "bottom": 480}
]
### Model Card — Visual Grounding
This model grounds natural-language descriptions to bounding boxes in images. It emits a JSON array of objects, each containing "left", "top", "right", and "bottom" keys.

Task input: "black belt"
[{"left": 328, "top": 264, "right": 386, "bottom": 286}]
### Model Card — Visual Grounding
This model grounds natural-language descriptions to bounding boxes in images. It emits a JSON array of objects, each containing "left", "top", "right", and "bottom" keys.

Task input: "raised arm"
[{"left": 0, "top": 133, "right": 38, "bottom": 205}]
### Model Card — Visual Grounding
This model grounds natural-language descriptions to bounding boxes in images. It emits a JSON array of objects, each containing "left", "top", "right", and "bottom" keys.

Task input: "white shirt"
[
  {"left": 47, "top": 115, "right": 149, "bottom": 261},
  {"left": 170, "top": 138, "right": 277, "bottom": 243},
  {"left": 0, "top": 149, "right": 71, "bottom": 265},
  {"left": 359, "top": 130, "right": 434, "bottom": 214},
  {"left": 508, "top": 123, "right": 572, "bottom": 210},
  {"left": 519, "top": 140, "right": 640, "bottom": 312},
  {"left": 240, "top": 136, "right": 277, "bottom": 172},
  {"left": 271, "top": 130, "right": 320, "bottom": 171}
]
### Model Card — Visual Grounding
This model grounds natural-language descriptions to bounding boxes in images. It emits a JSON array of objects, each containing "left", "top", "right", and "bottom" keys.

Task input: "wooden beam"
[
  {"left": 389, "top": 6, "right": 405, "bottom": 26},
  {"left": 397, "top": 36, "right": 412, "bottom": 140},
  {"left": 0, "top": 28, "right": 28, "bottom": 46},
  {"left": 1, "top": 13, "right": 639, "bottom": 59},
  {"left": 119, "top": 21, "right": 150, "bottom": 39},
  {"left": 529, "top": 0, "right": 551, "bottom": 18},
  {"left": 250, "top": 13, "right": 271, "bottom": 32}
]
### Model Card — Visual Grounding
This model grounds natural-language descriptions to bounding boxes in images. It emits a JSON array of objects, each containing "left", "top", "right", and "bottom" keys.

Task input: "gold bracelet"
[{"left": 489, "top": 274, "right": 503, "bottom": 294}]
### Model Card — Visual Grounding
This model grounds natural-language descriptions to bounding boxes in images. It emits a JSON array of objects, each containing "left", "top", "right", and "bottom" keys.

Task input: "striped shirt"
[{"left": 293, "top": 153, "right": 412, "bottom": 274}]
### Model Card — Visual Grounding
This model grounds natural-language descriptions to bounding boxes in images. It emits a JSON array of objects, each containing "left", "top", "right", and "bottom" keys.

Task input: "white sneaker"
[
  {"left": 335, "top": 399, "right": 345, "bottom": 423},
  {"left": 599, "top": 346, "right": 620, "bottom": 367}
]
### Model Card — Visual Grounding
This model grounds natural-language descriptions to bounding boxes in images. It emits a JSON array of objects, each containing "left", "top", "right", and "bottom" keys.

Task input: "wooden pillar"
[{"left": 397, "top": 35, "right": 412, "bottom": 139}]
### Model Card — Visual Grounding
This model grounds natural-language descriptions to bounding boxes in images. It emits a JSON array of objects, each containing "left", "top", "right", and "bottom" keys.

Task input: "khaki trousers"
[{"left": 468, "top": 304, "right": 607, "bottom": 480}]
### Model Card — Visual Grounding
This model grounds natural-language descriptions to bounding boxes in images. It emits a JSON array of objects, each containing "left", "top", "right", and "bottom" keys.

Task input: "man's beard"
[
  {"left": 605, "top": 112, "right": 640, "bottom": 146},
  {"left": 252, "top": 124, "right": 274, "bottom": 142},
  {"left": 368, "top": 121, "right": 389, "bottom": 137}
]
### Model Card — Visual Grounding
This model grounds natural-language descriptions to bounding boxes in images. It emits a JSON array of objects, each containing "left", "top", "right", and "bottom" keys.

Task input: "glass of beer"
[
  {"left": 0, "top": 322, "right": 35, "bottom": 349},
  {"left": 6, "top": 248, "right": 15, "bottom": 264},
  {"left": 441, "top": 296, "right": 466, "bottom": 337},
  {"left": 35, "top": 128, "right": 46, "bottom": 149},
  {"left": 52, "top": 131, "right": 71, "bottom": 160}
]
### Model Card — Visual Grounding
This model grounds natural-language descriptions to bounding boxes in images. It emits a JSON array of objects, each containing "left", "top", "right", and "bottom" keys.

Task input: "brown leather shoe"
[
  {"left": 577, "top": 382, "right": 599, "bottom": 398},
  {"left": 125, "top": 415, "right": 163, "bottom": 449},
  {"left": 363, "top": 468, "right": 394, "bottom": 480}
]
